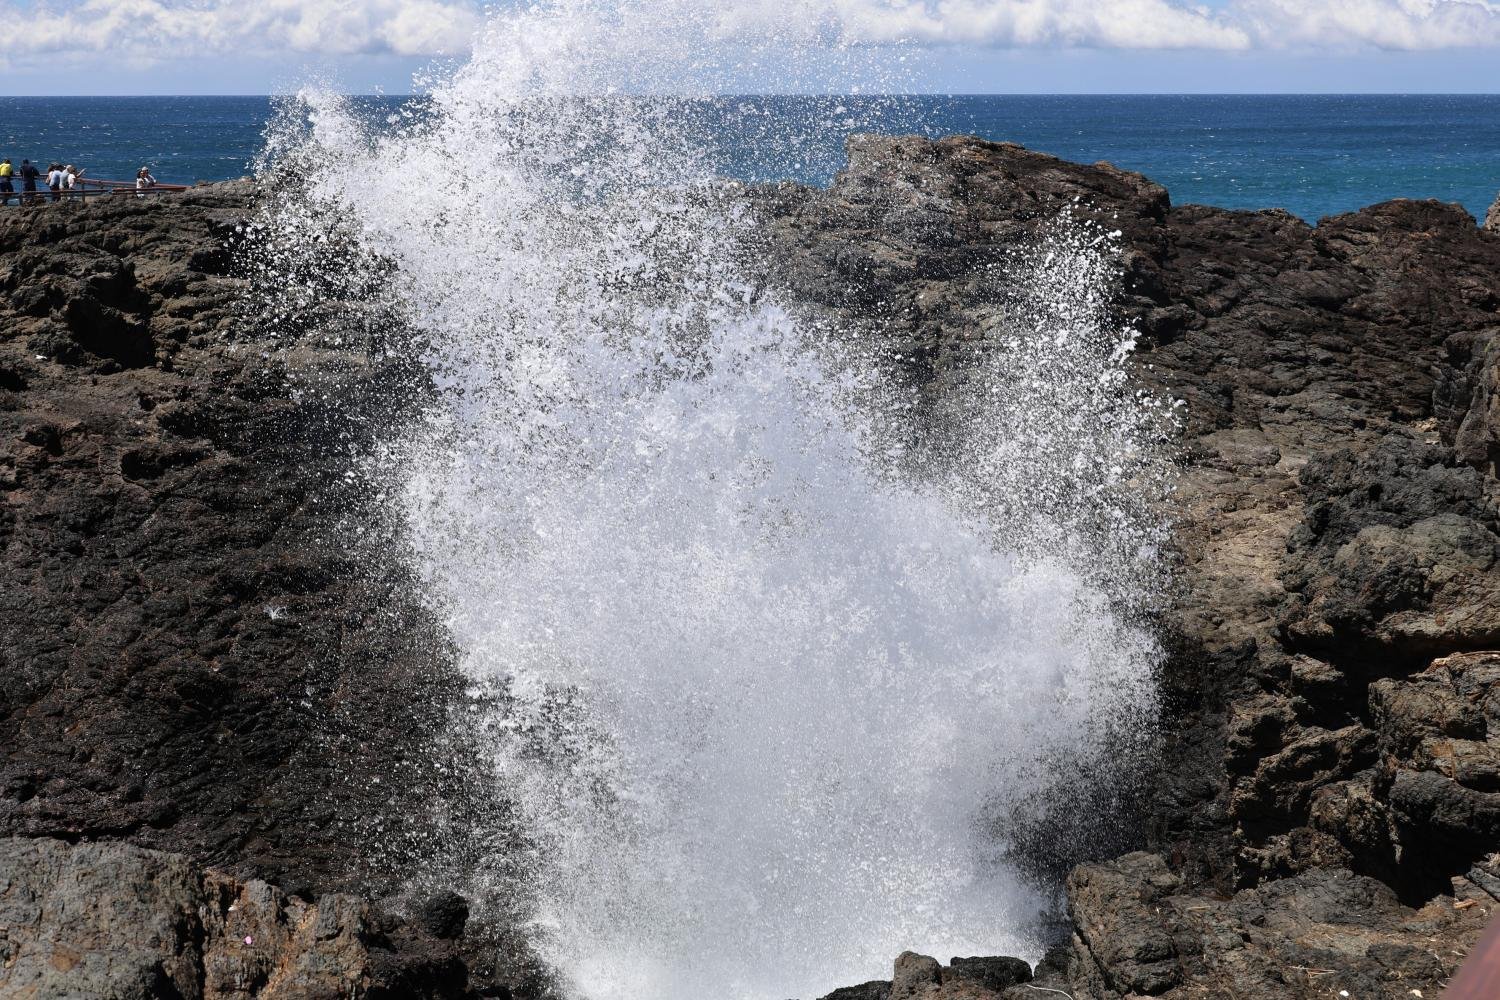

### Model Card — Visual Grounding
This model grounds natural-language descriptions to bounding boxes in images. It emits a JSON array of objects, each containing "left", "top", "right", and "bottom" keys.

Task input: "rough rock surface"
[
  {"left": 818, "top": 951, "right": 1033, "bottom": 1000},
  {"left": 1486, "top": 190, "right": 1500, "bottom": 232},
  {"left": 0, "top": 836, "right": 471, "bottom": 999},
  {"left": 1057, "top": 851, "right": 1489, "bottom": 999},
  {"left": 0, "top": 185, "right": 450, "bottom": 890},
  {"left": 0, "top": 189, "right": 523, "bottom": 996},
  {"left": 765, "top": 136, "right": 1500, "bottom": 999},
  {"left": 4, "top": 144, "right": 1500, "bottom": 998}
]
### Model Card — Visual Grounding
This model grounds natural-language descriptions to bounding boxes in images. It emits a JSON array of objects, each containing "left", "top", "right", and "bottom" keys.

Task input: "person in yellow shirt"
[{"left": 0, "top": 159, "right": 13, "bottom": 207}]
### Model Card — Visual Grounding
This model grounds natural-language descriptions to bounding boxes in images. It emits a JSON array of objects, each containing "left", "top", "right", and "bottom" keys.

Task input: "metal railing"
[{"left": 0, "top": 175, "right": 189, "bottom": 206}]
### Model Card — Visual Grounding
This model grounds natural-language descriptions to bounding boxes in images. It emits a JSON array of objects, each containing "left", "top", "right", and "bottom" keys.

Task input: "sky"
[{"left": 0, "top": 0, "right": 1498, "bottom": 94}]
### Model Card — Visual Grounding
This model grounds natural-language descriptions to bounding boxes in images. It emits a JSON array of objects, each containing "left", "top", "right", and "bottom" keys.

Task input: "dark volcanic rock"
[
  {"left": 820, "top": 983, "right": 892, "bottom": 1000},
  {"left": 0, "top": 190, "right": 527, "bottom": 995},
  {"left": 758, "top": 135, "right": 1500, "bottom": 1000},
  {"left": 944, "top": 956, "right": 1032, "bottom": 991},
  {"left": 0, "top": 187, "right": 476, "bottom": 894},
  {"left": 820, "top": 951, "right": 1033, "bottom": 1000},
  {"left": 6, "top": 144, "right": 1500, "bottom": 999}
]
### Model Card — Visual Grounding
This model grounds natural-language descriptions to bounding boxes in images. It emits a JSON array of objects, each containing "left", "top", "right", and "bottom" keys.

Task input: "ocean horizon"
[{"left": 0, "top": 93, "right": 1496, "bottom": 221}]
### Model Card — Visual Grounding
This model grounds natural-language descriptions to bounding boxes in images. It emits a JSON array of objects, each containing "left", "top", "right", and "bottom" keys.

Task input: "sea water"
[{"left": 1, "top": 93, "right": 1497, "bottom": 221}]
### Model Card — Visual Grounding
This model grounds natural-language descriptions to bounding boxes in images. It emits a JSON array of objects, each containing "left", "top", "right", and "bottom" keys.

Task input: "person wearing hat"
[{"left": 135, "top": 166, "right": 157, "bottom": 195}]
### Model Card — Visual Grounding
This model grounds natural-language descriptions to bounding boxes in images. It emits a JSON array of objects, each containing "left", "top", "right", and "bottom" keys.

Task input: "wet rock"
[
  {"left": 418, "top": 891, "right": 472, "bottom": 940},
  {"left": 0, "top": 185, "right": 488, "bottom": 900}
]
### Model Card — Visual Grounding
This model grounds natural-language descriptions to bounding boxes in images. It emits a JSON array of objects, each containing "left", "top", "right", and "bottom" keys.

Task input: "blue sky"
[{"left": 1, "top": 0, "right": 1498, "bottom": 94}]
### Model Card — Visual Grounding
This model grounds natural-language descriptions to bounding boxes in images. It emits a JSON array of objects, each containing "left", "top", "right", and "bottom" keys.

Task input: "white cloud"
[
  {"left": 818, "top": 0, "right": 1254, "bottom": 49},
  {"left": 0, "top": 0, "right": 1496, "bottom": 64},
  {"left": 0, "top": 0, "right": 479, "bottom": 60},
  {"left": 1234, "top": 0, "right": 1500, "bottom": 49},
  {"left": 809, "top": 0, "right": 1500, "bottom": 49}
]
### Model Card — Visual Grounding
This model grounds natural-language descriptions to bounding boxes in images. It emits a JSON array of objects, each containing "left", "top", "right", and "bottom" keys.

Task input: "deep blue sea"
[{"left": 0, "top": 95, "right": 1496, "bottom": 222}]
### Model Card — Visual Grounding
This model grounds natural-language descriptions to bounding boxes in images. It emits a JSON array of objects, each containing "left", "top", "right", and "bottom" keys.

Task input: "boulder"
[
  {"left": 0, "top": 837, "right": 473, "bottom": 999},
  {"left": 945, "top": 955, "right": 1031, "bottom": 991},
  {"left": 891, "top": 951, "right": 943, "bottom": 998},
  {"left": 1062, "top": 852, "right": 1490, "bottom": 999},
  {"left": 820, "top": 952, "right": 1034, "bottom": 1000},
  {"left": 0, "top": 838, "right": 201, "bottom": 999}
]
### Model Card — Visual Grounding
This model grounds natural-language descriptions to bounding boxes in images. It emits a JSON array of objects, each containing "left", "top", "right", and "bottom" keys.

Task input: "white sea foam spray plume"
[{"left": 254, "top": 3, "right": 1175, "bottom": 998}]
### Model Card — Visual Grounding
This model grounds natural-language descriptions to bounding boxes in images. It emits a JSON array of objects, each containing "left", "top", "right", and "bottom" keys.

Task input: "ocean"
[{"left": 0, "top": 94, "right": 1495, "bottom": 222}]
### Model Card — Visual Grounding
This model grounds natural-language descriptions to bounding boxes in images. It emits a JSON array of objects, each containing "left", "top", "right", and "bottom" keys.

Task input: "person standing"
[
  {"left": 0, "top": 158, "right": 13, "bottom": 207},
  {"left": 18, "top": 159, "right": 40, "bottom": 205},
  {"left": 135, "top": 166, "right": 156, "bottom": 196},
  {"left": 46, "top": 163, "right": 65, "bottom": 203}
]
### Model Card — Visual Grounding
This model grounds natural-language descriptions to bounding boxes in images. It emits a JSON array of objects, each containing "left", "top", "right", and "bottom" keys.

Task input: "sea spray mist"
[{"left": 252, "top": 2, "right": 1175, "bottom": 996}]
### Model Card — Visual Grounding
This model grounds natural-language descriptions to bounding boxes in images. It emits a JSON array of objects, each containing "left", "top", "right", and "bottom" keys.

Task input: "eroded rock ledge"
[{"left": 2, "top": 151, "right": 1499, "bottom": 998}]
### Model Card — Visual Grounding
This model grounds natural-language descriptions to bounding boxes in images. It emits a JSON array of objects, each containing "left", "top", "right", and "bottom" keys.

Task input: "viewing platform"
[{"left": 0, "top": 176, "right": 190, "bottom": 205}]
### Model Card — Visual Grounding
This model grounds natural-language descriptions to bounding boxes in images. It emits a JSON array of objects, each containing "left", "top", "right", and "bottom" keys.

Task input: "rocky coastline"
[{"left": 2, "top": 144, "right": 1499, "bottom": 998}]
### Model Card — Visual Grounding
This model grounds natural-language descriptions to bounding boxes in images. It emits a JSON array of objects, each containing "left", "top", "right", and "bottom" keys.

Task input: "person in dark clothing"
[{"left": 18, "top": 159, "right": 40, "bottom": 205}]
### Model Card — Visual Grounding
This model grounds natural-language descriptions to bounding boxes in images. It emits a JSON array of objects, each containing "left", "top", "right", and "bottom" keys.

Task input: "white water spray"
[{"left": 258, "top": 4, "right": 1173, "bottom": 998}]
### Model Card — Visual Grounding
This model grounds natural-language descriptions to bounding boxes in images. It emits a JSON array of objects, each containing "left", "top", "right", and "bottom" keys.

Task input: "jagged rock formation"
[
  {"left": 0, "top": 836, "right": 471, "bottom": 999},
  {"left": 817, "top": 951, "right": 1034, "bottom": 1000},
  {"left": 761, "top": 136, "right": 1500, "bottom": 998},
  {"left": 0, "top": 189, "right": 525, "bottom": 997},
  {"left": 1486, "top": 190, "right": 1500, "bottom": 231},
  {"left": 2, "top": 147, "right": 1499, "bottom": 998}
]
